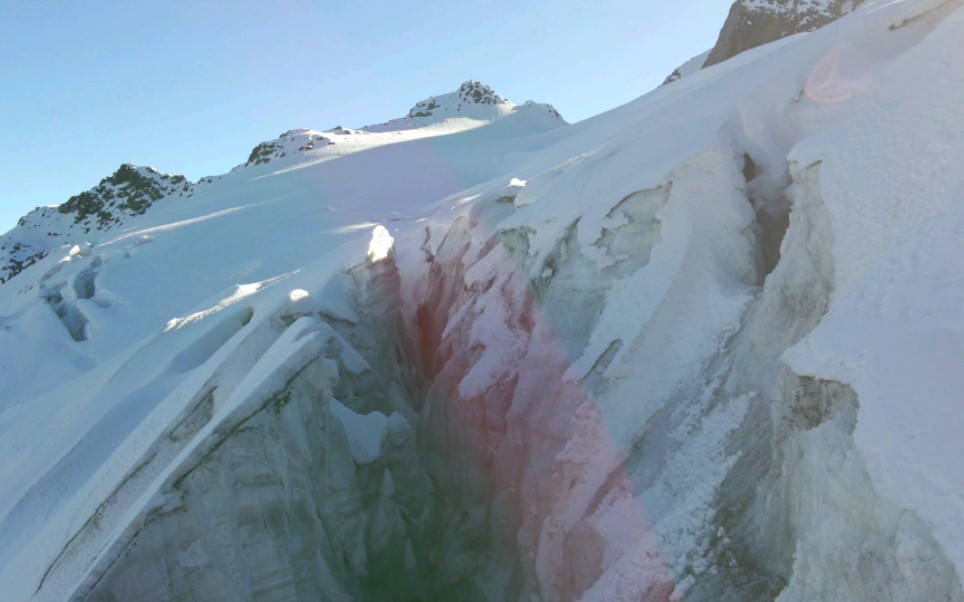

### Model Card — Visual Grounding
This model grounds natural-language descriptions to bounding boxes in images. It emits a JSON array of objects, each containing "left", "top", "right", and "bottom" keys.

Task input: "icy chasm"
[{"left": 2, "top": 1, "right": 964, "bottom": 601}]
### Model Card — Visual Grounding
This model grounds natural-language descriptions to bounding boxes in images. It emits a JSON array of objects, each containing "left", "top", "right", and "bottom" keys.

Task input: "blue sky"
[{"left": 0, "top": 0, "right": 732, "bottom": 233}]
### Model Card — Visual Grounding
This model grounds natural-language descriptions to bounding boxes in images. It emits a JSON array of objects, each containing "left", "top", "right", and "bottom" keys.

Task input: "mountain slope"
[{"left": 1, "top": 2, "right": 963, "bottom": 601}]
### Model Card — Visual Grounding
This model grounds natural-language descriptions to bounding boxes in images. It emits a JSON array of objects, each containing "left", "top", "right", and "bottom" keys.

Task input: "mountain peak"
[
  {"left": 0, "top": 163, "right": 197, "bottom": 284},
  {"left": 56, "top": 164, "right": 193, "bottom": 231},
  {"left": 454, "top": 80, "right": 508, "bottom": 106},
  {"left": 663, "top": 0, "right": 865, "bottom": 85},
  {"left": 703, "top": 0, "right": 866, "bottom": 67},
  {"left": 354, "top": 80, "right": 568, "bottom": 132},
  {"left": 406, "top": 80, "right": 510, "bottom": 119}
]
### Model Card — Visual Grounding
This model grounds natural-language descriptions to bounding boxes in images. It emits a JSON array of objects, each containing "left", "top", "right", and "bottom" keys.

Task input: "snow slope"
[{"left": 1, "top": 2, "right": 963, "bottom": 600}]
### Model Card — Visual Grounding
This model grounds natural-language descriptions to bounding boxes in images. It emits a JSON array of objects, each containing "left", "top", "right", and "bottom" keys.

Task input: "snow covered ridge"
[
  {"left": 234, "top": 82, "right": 565, "bottom": 168},
  {"left": 0, "top": 80, "right": 562, "bottom": 286},
  {"left": 55, "top": 164, "right": 195, "bottom": 231},
  {"left": 408, "top": 79, "right": 509, "bottom": 116},
  {"left": 242, "top": 128, "right": 338, "bottom": 167},
  {"left": 0, "top": 164, "right": 204, "bottom": 284},
  {"left": 366, "top": 79, "right": 566, "bottom": 131}
]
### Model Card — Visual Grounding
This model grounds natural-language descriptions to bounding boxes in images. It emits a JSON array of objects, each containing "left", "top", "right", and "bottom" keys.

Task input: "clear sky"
[{"left": 0, "top": 0, "right": 733, "bottom": 234}]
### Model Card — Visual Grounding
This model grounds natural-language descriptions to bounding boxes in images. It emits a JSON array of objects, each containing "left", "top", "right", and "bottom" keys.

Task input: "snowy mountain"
[
  {"left": 366, "top": 79, "right": 565, "bottom": 132},
  {"left": 0, "top": 80, "right": 564, "bottom": 290},
  {"left": 2, "top": 1, "right": 964, "bottom": 601},
  {"left": 0, "top": 165, "right": 202, "bottom": 284}
]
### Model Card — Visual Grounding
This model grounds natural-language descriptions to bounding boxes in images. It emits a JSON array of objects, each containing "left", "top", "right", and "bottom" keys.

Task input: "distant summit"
[
  {"left": 243, "top": 129, "right": 335, "bottom": 168},
  {"left": 407, "top": 80, "right": 509, "bottom": 117},
  {"left": 366, "top": 80, "right": 566, "bottom": 132},
  {"left": 665, "top": 0, "right": 866, "bottom": 84},
  {"left": 0, "top": 80, "right": 565, "bottom": 285},
  {"left": 56, "top": 164, "right": 196, "bottom": 232},
  {"left": 233, "top": 81, "right": 566, "bottom": 171},
  {"left": 0, "top": 164, "right": 201, "bottom": 284},
  {"left": 704, "top": 0, "right": 867, "bottom": 67}
]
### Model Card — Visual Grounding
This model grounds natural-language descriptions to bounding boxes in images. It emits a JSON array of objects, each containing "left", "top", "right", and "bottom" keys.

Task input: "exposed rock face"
[
  {"left": 704, "top": 0, "right": 866, "bottom": 67},
  {"left": 0, "top": 164, "right": 197, "bottom": 284},
  {"left": 243, "top": 129, "right": 335, "bottom": 167},
  {"left": 408, "top": 80, "right": 509, "bottom": 118},
  {"left": 664, "top": 0, "right": 866, "bottom": 86},
  {"left": 57, "top": 164, "right": 194, "bottom": 231}
]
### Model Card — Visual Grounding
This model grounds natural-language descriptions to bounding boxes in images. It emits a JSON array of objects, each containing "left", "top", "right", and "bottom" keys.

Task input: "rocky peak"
[
  {"left": 361, "top": 80, "right": 565, "bottom": 132},
  {"left": 1, "top": 164, "right": 198, "bottom": 284},
  {"left": 243, "top": 129, "right": 336, "bottom": 168},
  {"left": 407, "top": 80, "right": 511, "bottom": 119},
  {"left": 703, "top": 0, "right": 866, "bottom": 68},
  {"left": 56, "top": 164, "right": 194, "bottom": 232},
  {"left": 454, "top": 80, "right": 508, "bottom": 106},
  {"left": 664, "top": 0, "right": 865, "bottom": 86}
]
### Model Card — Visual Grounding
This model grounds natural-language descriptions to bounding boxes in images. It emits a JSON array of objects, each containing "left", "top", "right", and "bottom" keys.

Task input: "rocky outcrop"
[
  {"left": 366, "top": 80, "right": 566, "bottom": 131},
  {"left": 56, "top": 164, "right": 194, "bottom": 231},
  {"left": 704, "top": 0, "right": 866, "bottom": 67},
  {"left": 408, "top": 80, "right": 509, "bottom": 118},
  {"left": 243, "top": 129, "right": 335, "bottom": 167},
  {"left": 664, "top": 0, "right": 866, "bottom": 85},
  {"left": 0, "top": 164, "right": 197, "bottom": 284}
]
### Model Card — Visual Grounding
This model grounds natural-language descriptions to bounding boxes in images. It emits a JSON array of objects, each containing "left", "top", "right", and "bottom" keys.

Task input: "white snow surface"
[
  {"left": 783, "top": 0, "right": 964, "bottom": 574},
  {"left": 0, "top": 2, "right": 963, "bottom": 599}
]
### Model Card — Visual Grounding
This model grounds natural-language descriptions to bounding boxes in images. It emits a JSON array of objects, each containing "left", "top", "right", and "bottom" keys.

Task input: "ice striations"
[{"left": 1, "top": 1, "right": 963, "bottom": 601}]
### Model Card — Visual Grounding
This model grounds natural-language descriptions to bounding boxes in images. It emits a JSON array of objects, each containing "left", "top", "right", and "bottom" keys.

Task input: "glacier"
[{"left": 1, "top": 0, "right": 963, "bottom": 600}]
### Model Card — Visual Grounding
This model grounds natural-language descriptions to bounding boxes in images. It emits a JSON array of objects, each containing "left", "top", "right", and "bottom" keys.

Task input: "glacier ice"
[{"left": 1, "top": 1, "right": 963, "bottom": 601}]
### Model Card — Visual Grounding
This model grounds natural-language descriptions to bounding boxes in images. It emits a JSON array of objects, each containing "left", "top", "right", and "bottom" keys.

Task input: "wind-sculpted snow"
[{"left": 1, "top": 1, "right": 964, "bottom": 600}]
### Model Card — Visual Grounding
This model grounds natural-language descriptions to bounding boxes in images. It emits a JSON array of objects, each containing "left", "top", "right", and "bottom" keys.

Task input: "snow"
[
  {"left": 366, "top": 224, "right": 394, "bottom": 262},
  {"left": 329, "top": 399, "right": 402, "bottom": 465},
  {"left": 783, "top": 0, "right": 964, "bottom": 575},
  {"left": 663, "top": 49, "right": 712, "bottom": 84},
  {"left": 1, "top": 2, "right": 963, "bottom": 600}
]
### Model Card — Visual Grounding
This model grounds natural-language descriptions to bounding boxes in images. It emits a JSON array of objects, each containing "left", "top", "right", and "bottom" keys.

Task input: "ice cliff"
[{"left": 1, "top": 1, "right": 963, "bottom": 601}]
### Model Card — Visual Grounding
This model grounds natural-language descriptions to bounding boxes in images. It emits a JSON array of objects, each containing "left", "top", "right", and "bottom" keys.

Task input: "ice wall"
[{"left": 394, "top": 134, "right": 962, "bottom": 601}]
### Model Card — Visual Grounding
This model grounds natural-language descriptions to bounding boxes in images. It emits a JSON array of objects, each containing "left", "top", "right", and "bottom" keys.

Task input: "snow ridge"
[
  {"left": 366, "top": 80, "right": 566, "bottom": 131},
  {"left": 0, "top": 164, "right": 200, "bottom": 284}
]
